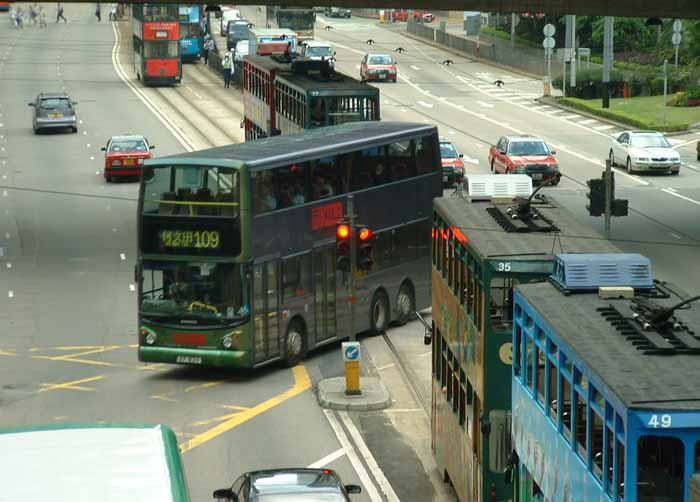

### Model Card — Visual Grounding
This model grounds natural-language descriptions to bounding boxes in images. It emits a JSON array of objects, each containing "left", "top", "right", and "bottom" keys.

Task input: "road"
[{"left": 1, "top": 5, "right": 699, "bottom": 502}]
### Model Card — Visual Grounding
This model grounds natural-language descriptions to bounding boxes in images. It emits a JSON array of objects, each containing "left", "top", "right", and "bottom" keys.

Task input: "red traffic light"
[
  {"left": 358, "top": 227, "right": 373, "bottom": 241},
  {"left": 336, "top": 224, "right": 350, "bottom": 240}
]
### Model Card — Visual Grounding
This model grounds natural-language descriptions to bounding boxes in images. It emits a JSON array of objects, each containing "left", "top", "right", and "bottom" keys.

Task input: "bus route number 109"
[{"left": 647, "top": 414, "right": 672, "bottom": 428}]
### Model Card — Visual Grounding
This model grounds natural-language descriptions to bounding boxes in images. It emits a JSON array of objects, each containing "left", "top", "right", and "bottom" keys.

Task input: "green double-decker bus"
[
  {"left": 137, "top": 121, "right": 441, "bottom": 368},
  {"left": 430, "top": 176, "right": 619, "bottom": 501}
]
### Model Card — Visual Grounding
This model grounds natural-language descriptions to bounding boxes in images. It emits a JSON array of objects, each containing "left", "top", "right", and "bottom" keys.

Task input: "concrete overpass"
[{"left": 226, "top": 1, "right": 699, "bottom": 19}]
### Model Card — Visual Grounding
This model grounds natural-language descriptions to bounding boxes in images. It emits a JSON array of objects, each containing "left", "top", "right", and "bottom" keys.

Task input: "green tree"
[{"left": 591, "top": 17, "right": 657, "bottom": 54}]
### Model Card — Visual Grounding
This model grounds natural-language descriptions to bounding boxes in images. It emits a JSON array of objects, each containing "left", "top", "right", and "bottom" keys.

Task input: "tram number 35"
[
  {"left": 647, "top": 414, "right": 672, "bottom": 428},
  {"left": 497, "top": 262, "right": 511, "bottom": 272}
]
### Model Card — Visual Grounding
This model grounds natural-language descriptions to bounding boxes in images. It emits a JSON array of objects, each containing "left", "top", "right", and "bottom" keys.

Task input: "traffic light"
[
  {"left": 336, "top": 222, "right": 351, "bottom": 271},
  {"left": 586, "top": 177, "right": 605, "bottom": 217},
  {"left": 356, "top": 226, "right": 374, "bottom": 271}
]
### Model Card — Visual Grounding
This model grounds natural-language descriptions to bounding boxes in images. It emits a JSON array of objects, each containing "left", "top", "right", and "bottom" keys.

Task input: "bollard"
[{"left": 342, "top": 341, "right": 361, "bottom": 396}]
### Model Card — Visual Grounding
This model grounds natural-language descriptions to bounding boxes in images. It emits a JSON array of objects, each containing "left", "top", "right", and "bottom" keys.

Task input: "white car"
[
  {"left": 300, "top": 40, "right": 335, "bottom": 67},
  {"left": 219, "top": 8, "right": 241, "bottom": 36},
  {"left": 233, "top": 40, "right": 249, "bottom": 63},
  {"left": 609, "top": 130, "right": 681, "bottom": 175}
]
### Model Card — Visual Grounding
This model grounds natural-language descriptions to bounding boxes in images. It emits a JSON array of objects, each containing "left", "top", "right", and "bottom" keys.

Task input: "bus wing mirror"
[
  {"left": 100, "top": 147, "right": 106, "bottom": 151},
  {"left": 550, "top": 150, "right": 556, "bottom": 155},
  {"left": 345, "top": 485, "right": 362, "bottom": 494},
  {"left": 72, "top": 101, "right": 78, "bottom": 105},
  {"left": 213, "top": 488, "right": 235, "bottom": 501},
  {"left": 150, "top": 145, "right": 156, "bottom": 149}
]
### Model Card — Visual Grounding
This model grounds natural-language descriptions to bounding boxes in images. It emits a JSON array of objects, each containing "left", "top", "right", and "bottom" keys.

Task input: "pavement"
[{"left": 2, "top": 6, "right": 700, "bottom": 502}]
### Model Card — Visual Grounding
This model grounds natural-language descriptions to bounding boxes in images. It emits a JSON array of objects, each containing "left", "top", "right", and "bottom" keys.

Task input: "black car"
[
  {"left": 227, "top": 19, "right": 250, "bottom": 51},
  {"left": 326, "top": 7, "right": 351, "bottom": 18},
  {"left": 29, "top": 92, "right": 78, "bottom": 134},
  {"left": 214, "top": 468, "right": 362, "bottom": 502}
]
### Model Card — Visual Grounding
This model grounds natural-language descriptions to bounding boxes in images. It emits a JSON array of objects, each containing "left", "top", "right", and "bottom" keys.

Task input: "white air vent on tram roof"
[{"left": 466, "top": 174, "right": 533, "bottom": 200}]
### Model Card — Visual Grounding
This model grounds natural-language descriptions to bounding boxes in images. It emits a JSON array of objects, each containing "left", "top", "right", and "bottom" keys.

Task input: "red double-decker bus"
[{"left": 133, "top": 4, "right": 181, "bottom": 86}]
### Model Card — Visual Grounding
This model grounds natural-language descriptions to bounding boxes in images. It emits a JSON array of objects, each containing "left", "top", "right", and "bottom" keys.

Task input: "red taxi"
[
  {"left": 102, "top": 135, "right": 154, "bottom": 182},
  {"left": 488, "top": 135, "right": 560, "bottom": 185},
  {"left": 391, "top": 10, "right": 434, "bottom": 22},
  {"left": 360, "top": 53, "right": 397, "bottom": 83}
]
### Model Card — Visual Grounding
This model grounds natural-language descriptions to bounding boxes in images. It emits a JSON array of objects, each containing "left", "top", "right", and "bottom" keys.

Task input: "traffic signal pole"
[
  {"left": 605, "top": 158, "right": 612, "bottom": 238},
  {"left": 347, "top": 195, "right": 357, "bottom": 343}
]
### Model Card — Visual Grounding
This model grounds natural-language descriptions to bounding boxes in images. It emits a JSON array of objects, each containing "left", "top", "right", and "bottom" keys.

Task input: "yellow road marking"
[
  {"left": 30, "top": 345, "right": 129, "bottom": 352},
  {"left": 0, "top": 349, "right": 16, "bottom": 357},
  {"left": 151, "top": 393, "right": 179, "bottom": 402},
  {"left": 51, "top": 346, "right": 122, "bottom": 360},
  {"left": 179, "top": 365, "right": 311, "bottom": 453},
  {"left": 139, "top": 363, "right": 166, "bottom": 371},
  {"left": 32, "top": 355, "right": 121, "bottom": 368},
  {"left": 185, "top": 380, "right": 227, "bottom": 392},
  {"left": 219, "top": 404, "right": 251, "bottom": 411},
  {"left": 38, "top": 375, "right": 104, "bottom": 393}
]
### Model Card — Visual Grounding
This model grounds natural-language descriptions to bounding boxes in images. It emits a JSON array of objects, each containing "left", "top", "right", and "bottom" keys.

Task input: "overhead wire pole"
[
  {"left": 605, "top": 159, "right": 612, "bottom": 238},
  {"left": 602, "top": 16, "right": 614, "bottom": 109}
]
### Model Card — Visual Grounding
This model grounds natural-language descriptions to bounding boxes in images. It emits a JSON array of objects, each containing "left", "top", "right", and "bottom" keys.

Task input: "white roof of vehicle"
[
  {"left": 0, "top": 425, "right": 177, "bottom": 502},
  {"left": 303, "top": 40, "right": 332, "bottom": 47}
]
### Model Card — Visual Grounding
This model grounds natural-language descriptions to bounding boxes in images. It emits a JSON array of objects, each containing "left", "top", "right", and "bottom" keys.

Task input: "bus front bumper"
[{"left": 139, "top": 346, "right": 248, "bottom": 368}]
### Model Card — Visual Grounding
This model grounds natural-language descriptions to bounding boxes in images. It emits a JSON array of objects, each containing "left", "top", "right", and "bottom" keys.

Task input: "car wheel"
[
  {"left": 609, "top": 149, "right": 615, "bottom": 167},
  {"left": 697, "top": 152, "right": 700, "bottom": 162},
  {"left": 368, "top": 290, "right": 390, "bottom": 335},
  {"left": 671, "top": 170, "right": 680, "bottom": 175},
  {"left": 490, "top": 159, "right": 495, "bottom": 173},
  {"left": 71, "top": 126, "right": 78, "bottom": 133},
  {"left": 394, "top": 282, "right": 415, "bottom": 326},
  {"left": 626, "top": 157, "right": 634, "bottom": 174},
  {"left": 282, "top": 320, "right": 306, "bottom": 367}
]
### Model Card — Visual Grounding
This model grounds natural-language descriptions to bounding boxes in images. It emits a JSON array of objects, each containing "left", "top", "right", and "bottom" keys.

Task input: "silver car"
[
  {"left": 609, "top": 130, "right": 680, "bottom": 175},
  {"left": 29, "top": 92, "right": 78, "bottom": 134}
]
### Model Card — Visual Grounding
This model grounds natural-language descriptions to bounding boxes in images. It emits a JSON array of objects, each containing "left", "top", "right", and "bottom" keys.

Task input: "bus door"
[
  {"left": 313, "top": 247, "right": 336, "bottom": 343},
  {"left": 253, "top": 260, "right": 280, "bottom": 363}
]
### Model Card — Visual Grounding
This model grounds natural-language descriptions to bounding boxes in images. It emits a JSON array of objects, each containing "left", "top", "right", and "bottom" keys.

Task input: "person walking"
[
  {"left": 95, "top": 3, "right": 101, "bottom": 22},
  {"left": 15, "top": 7, "right": 24, "bottom": 28},
  {"left": 230, "top": 56, "right": 237, "bottom": 88},
  {"left": 29, "top": 5, "right": 38, "bottom": 26},
  {"left": 39, "top": 6, "right": 48, "bottom": 27},
  {"left": 202, "top": 36, "right": 213, "bottom": 66},
  {"left": 109, "top": 3, "right": 117, "bottom": 21},
  {"left": 10, "top": 7, "right": 17, "bottom": 27},
  {"left": 222, "top": 53, "right": 232, "bottom": 88},
  {"left": 56, "top": 2, "right": 67, "bottom": 23}
]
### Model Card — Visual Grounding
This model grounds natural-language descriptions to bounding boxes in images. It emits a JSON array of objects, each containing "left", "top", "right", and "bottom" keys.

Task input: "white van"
[
  {"left": 300, "top": 40, "right": 335, "bottom": 68},
  {"left": 220, "top": 9, "right": 242, "bottom": 36}
]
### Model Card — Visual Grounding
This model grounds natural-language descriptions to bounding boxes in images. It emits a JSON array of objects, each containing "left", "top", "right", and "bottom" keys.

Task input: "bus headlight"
[
  {"left": 145, "top": 332, "right": 157, "bottom": 345},
  {"left": 222, "top": 334, "right": 233, "bottom": 349}
]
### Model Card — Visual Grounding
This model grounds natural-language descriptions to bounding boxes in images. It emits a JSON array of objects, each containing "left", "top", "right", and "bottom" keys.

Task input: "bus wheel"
[
  {"left": 369, "top": 290, "right": 389, "bottom": 335},
  {"left": 282, "top": 321, "right": 306, "bottom": 367},
  {"left": 394, "top": 282, "right": 415, "bottom": 326}
]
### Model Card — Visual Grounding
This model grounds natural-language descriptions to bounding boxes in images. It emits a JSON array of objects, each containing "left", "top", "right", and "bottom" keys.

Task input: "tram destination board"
[{"left": 141, "top": 216, "right": 240, "bottom": 256}]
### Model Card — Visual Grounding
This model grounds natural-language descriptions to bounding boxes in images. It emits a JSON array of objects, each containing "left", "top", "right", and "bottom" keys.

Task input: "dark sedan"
[{"left": 214, "top": 468, "right": 362, "bottom": 502}]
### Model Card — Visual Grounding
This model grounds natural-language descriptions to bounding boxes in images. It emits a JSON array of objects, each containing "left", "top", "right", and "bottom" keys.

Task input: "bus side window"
[
  {"left": 417, "top": 134, "right": 439, "bottom": 174},
  {"left": 251, "top": 171, "right": 277, "bottom": 214},
  {"left": 310, "top": 157, "right": 337, "bottom": 201},
  {"left": 282, "top": 254, "right": 311, "bottom": 302},
  {"left": 386, "top": 140, "right": 415, "bottom": 180}
]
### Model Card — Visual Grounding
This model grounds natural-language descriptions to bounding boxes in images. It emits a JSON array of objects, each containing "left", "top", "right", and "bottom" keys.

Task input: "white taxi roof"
[{"left": 0, "top": 425, "right": 179, "bottom": 502}]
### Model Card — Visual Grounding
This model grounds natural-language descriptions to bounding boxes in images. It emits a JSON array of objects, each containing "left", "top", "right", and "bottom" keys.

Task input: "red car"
[
  {"left": 102, "top": 134, "right": 154, "bottom": 182},
  {"left": 360, "top": 53, "right": 397, "bottom": 83},
  {"left": 440, "top": 139, "right": 465, "bottom": 186},
  {"left": 488, "top": 135, "right": 560, "bottom": 185},
  {"left": 390, "top": 10, "right": 434, "bottom": 22}
]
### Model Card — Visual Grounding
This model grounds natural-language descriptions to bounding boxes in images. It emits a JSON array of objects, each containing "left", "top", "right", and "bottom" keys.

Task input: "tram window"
[
  {"left": 489, "top": 277, "right": 516, "bottom": 332},
  {"left": 488, "top": 409, "right": 512, "bottom": 473},
  {"left": 446, "top": 350, "right": 455, "bottom": 404},
  {"left": 442, "top": 234, "right": 449, "bottom": 278},
  {"left": 432, "top": 223, "right": 437, "bottom": 265},
  {"left": 310, "top": 157, "right": 338, "bottom": 202},
  {"left": 525, "top": 335, "right": 534, "bottom": 391},
  {"left": 452, "top": 362, "right": 459, "bottom": 413},
  {"left": 536, "top": 347, "right": 545, "bottom": 407},
  {"left": 476, "top": 280, "right": 484, "bottom": 332},
  {"left": 514, "top": 324, "right": 522, "bottom": 377},
  {"left": 548, "top": 358, "right": 557, "bottom": 421},
  {"left": 606, "top": 427, "right": 614, "bottom": 496},
  {"left": 637, "top": 436, "right": 684, "bottom": 502},
  {"left": 434, "top": 329, "right": 442, "bottom": 376},
  {"left": 591, "top": 411, "right": 604, "bottom": 481},
  {"left": 436, "top": 228, "right": 444, "bottom": 272},
  {"left": 447, "top": 239, "right": 454, "bottom": 286},
  {"left": 561, "top": 375, "right": 572, "bottom": 441},
  {"left": 466, "top": 380, "right": 474, "bottom": 437},
  {"left": 460, "top": 258, "right": 468, "bottom": 306},
  {"left": 473, "top": 394, "right": 482, "bottom": 462},
  {"left": 696, "top": 442, "right": 700, "bottom": 471},
  {"left": 575, "top": 391, "right": 587, "bottom": 459},
  {"left": 441, "top": 348, "right": 448, "bottom": 389},
  {"left": 459, "top": 371, "right": 466, "bottom": 427},
  {"left": 618, "top": 440, "right": 625, "bottom": 499}
]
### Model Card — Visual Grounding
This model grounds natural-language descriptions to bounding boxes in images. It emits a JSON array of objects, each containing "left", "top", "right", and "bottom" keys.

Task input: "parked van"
[{"left": 219, "top": 9, "right": 241, "bottom": 36}]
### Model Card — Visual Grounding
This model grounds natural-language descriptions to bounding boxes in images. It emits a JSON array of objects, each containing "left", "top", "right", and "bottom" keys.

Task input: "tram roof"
[
  {"left": 278, "top": 71, "right": 379, "bottom": 94},
  {"left": 433, "top": 196, "right": 620, "bottom": 260},
  {"left": 148, "top": 121, "right": 436, "bottom": 170},
  {"left": 516, "top": 281, "right": 700, "bottom": 410}
]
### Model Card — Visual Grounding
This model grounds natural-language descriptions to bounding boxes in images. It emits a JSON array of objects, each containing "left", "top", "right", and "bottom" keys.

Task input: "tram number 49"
[
  {"left": 497, "top": 262, "right": 511, "bottom": 272},
  {"left": 647, "top": 414, "right": 672, "bottom": 428}
]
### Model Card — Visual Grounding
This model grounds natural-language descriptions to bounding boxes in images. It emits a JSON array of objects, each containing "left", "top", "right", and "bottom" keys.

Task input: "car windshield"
[
  {"left": 368, "top": 55, "right": 392, "bottom": 65},
  {"left": 39, "top": 98, "right": 71, "bottom": 110},
  {"left": 255, "top": 494, "right": 346, "bottom": 501},
  {"left": 307, "top": 46, "right": 333, "bottom": 57},
  {"left": 631, "top": 134, "right": 670, "bottom": 149},
  {"left": 440, "top": 143, "right": 458, "bottom": 158},
  {"left": 110, "top": 139, "right": 148, "bottom": 152},
  {"left": 140, "top": 261, "right": 248, "bottom": 325},
  {"left": 141, "top": 164, "right": 240, "bottom": 218},
  {"left": 509, "top": 140, "right": 550, "bottom": 156}
]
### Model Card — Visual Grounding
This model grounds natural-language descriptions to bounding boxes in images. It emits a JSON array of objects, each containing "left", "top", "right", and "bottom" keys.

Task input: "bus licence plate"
[
  {"left": 379, "top": 74, "right": 386, "bottom": 79},
  {"left": 443, "top": 175, "right": 448, "bottom": 182},
  {"left": 176, "top": 355, "right": 202, "bottom": 364},
  {"left": 531, "top": 173, "right": 543, "bottom": 180}
]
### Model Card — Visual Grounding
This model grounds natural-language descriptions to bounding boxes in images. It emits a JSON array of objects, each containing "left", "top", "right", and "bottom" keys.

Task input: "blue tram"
[
  {"left": 179, "top": 5, "right": 202, "bottom": 63},
  {"left": 511, "top": 252, "right": 700, "bottom": 502}
]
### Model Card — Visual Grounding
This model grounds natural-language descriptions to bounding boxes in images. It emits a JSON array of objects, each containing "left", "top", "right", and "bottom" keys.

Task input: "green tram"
[{"left": 430, "top": 175, "right": 620, "bottom": 501}]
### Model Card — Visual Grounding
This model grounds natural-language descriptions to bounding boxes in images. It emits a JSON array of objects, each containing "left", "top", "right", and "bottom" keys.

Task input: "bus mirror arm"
[{"left": 213, "top": 488, "right": 236, "bottom": 501}]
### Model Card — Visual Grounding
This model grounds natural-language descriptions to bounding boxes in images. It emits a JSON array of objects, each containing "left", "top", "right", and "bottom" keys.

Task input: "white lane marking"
[
  {"left": 2, "top": 190, "right": 7, "bottom": 197},
  {"left": 594, "top": 124, "right": 615, "bottom": 131},
  {"left": 463, "top": 155, "right": 480, "bottom": 165},
  {"left": 86, "top": 143, "right": 91, "bottom": 148},
  {"left": 307, "top": 448, "right": 346, "bottom": 468},
  {"left": 186, "top": 86, "right": 204, "bottom": 100},
  {"left": 4, "top": 232, "right": 9, "bottom": 239},
  {"left": 670, "top": 233, "right": 682, "bottom": 240},
  {"left": 95, "top": 171, "right": 100, "bottom": 175},
  {"left": 110, "top": 21, "right": 195, "bottom": 152},
  {"left": 112, "top": 228, "right": 118, "bottom": 233},
  {"left": 410, "top": 65, "right": 420, "bottom": 70},
  {"left": 476, "top": 101, "right": 494, "bottom": 108},
  {"left": 682, "top": 163, "right": 700, "bottom": 172},
  {"left": 8, "top": 291, "right": 14, "bottom": 298},
  {"left": 661, "top": 188, "right": 700, "bottom": 207},
  {"left": 376, "top": 362, "right": 396, "bottom": 371},
  {"left": 323, "top": 410, "right": 383, "bottom": 502},
  {"left": 82, "top": 131, "right": 87, "bottom": 135},
  {"left": 672, "top": 137, "right": 700, "bottom": 149},
  {"left": 579, "top": 119, "right": 598, "bottom": 125},
  {"left": 417, "top": 100, "right": 433, "bottom": 108},
  {"left": 129, "top": 284, "right": 136, "bottom": 292},
  {"left": 339, "top": 411, "right": 400, "bottom": 502},
  {"left": 448, "top": 130, "right": 455, "bottom": 135},
  {"left": 6, "top": 262, "right": 11, "bottom": 269},
  {"left": 120, "top": 253, "right": 126, "bottom": 260},
  {"left": 90, "top": 156, "right": 95, "bottom": 160},
  {"left": 562, "top": 113, "right": 581, "bottom": 119}
]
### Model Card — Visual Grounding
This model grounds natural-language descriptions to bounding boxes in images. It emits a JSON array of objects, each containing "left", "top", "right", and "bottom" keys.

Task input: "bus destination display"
[{"left": 158, "top": 229, "right": 221, "bottom": 250}]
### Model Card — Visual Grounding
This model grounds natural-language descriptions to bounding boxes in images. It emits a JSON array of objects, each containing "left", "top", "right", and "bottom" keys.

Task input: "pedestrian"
[
  {"left": 29, "top": 4, "right": 38, "bottom": 26},
  {"left": 202, "top": 36, "right": 213, "bottom": 66},
  {"left": 230, "top": 57, "right": 237, "bottom": 88},
  {"left": 39, "top": 6, "right": 47, "bottom": 27},
  {"left": 222, "top": 53, "right": 232, "bottom": 88},
  {"left": 109, "top": 3, "right": 117, "bottom": 21},
  {"left": 15, "top": 7, "right": 24, "bottom": 28},
  {"left": 56, "top": 2, "right": 67, "bottom": 23},
  {"left": 10, "top": 7, "right": 17, "bottom": 27},
  {"left": 95, "top": 3, "right": 101, "bottom": 22}
]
